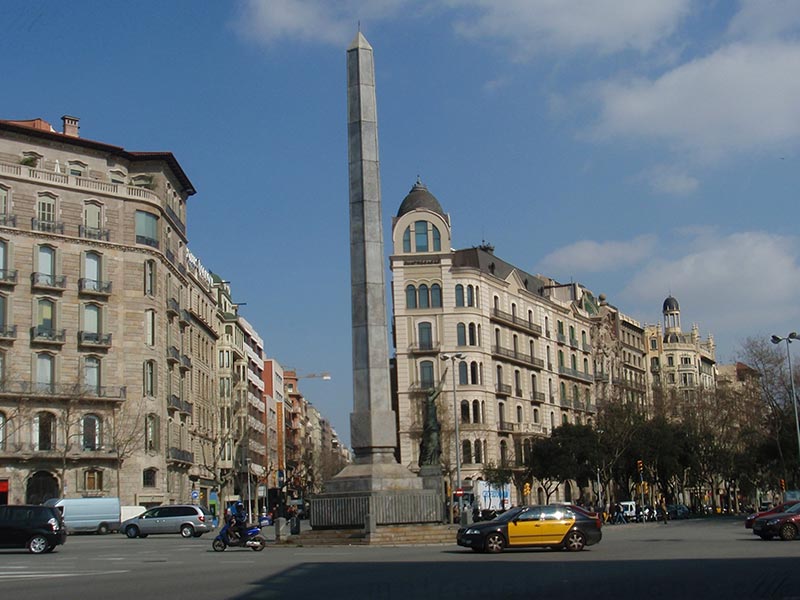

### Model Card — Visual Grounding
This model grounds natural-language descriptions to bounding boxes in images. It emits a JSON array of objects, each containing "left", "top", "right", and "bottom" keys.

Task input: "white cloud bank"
[{"left": 537, "top": 235, "right": 657, "bottom": 274}]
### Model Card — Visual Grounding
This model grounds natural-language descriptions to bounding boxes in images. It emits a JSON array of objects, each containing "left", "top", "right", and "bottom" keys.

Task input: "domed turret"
[
  {"left": 662, "top": 295, "right": 680, "bottom": 313},
  {"left": 396, "top": 178, "right": 445, "bottom": 219},
  {"left": 662, "top": 294, "right": 681, "bottom": 334}
]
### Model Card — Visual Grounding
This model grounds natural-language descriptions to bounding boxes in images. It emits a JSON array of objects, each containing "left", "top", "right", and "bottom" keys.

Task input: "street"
[{"left": 1, "top": 518, "right": 799, "bottom": 599}]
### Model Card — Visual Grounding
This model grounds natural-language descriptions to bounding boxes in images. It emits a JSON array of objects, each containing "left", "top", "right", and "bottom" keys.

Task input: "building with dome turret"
[{"left": 644, "top": 295, "right": 716, "bottom": 417}]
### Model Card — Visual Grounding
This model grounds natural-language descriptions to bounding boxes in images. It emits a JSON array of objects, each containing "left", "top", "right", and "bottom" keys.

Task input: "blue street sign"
[{"left": 191, "top": 490, "right": 199, "bottom": 500}]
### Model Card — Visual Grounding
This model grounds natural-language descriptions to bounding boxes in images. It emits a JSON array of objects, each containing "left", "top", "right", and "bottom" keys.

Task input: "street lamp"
[
  {"left": 771, "top": 333, "right": 800, "bottom": 469},
  {"left": 441, "top": 352, "right": 465, "bottom": 524},
  {"left": 246, "top": 458, "right": 253, "bottom": 524}
]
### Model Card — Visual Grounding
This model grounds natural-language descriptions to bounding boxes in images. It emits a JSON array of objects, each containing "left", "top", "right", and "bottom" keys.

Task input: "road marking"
[{"left": 0, "top": 569, "right": 129, "bottom": 580}]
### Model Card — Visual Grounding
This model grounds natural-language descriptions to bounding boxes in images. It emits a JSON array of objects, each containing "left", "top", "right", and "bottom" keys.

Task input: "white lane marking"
[{"left": 0, "top": 569, "right": 129, "bottom": 580}]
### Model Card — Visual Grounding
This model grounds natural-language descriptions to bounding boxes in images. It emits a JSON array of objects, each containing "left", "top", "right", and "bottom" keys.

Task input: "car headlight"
[
  {"left": 465, "top": 528, "right": 481, "bottom": 535},
  {"left": 766, "top": 518, "right": 781, "bottom": 526}
]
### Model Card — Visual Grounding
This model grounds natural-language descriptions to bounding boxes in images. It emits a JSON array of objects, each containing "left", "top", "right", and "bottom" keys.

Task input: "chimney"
[{"left": 61, "top": 115, "right": 80, "bottom": 137}]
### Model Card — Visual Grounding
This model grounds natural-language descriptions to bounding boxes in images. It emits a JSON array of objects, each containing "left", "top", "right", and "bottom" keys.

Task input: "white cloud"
[
  {"left": 448, "top": 0, "right": 690, "bottom": 57},
  {"left": 593, "top": 42, "right": 800, "bottom": 159},
  {"left": 727, "top": 0, "right": 800, "bottom": 41},
  {"left": 537, "top": 235, "right": 657, "bottom": 274},
  {"left": 622, "top": 231, "right": 800, "bottom": 331},
  {"left": 638, "top": 164, "right": 698, "bottom": 195}
]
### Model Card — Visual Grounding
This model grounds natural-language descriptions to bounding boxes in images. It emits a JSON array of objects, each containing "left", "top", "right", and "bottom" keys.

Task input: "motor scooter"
[{"left": 212, "top": 521, "right": 267, "bottom": 552}]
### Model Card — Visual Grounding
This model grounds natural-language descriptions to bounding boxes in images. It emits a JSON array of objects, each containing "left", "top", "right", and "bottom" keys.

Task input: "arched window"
[
  {"left": 472, "top": 400, "right": 480, "bottom": 423},
  {"left": 460, "top": 400, "right": 470, "bottom": 423},
  {"left": 533, "top": 408, "right": 539, "bottom": 423},
  {"left": 144, "top": 259, "right": 156, "bottom": 296},
  {"left": 414, "top": 221, "right": 428, "bottom": 252},
  {"left": 0, "top": 411, "right": 6, "bottom": 450},
  {"left": 84, "top": 356, "right": 100, "bottom": 393},
  {"left": 584, "top": 358, "right": 589, "bottom": 373},
  {"left": 418, "top": 284, "right": 429, "bottom": 308},
  {"left": 562, "top": 413, "right": 569, "bottom": 425},
  {"left": 36, "top": 353, "right": 54, "bottom": 393},
  {"left": 457, "top": 323, "right": 467, "bottom": 346},
  {"left": 474, "top": 440, "right": 483, "bottom": 464},
  {"left": 417, "top": 322, "right": 433, "bottom": 350},
  {"left": 462, "top": 440, "right": 472, "bottom": 464},
  {"left": 550, "top": 412, "right": 555, "bottom": 428},
  {"left": 145, "top": 414, "right": 159, "bottom": 452},
  {"left": 523, "top": 439, "right": 532, "bottom": 464},
  {"left": 36, "top": 298, "right": 55, "bottom": 337},
  {"left": 405, "top": 285, "right": 417, "bottom": 309},
  {"left": 531, "top": 373, "right": 538, "bottom": 393},
  {"left": 573, "top": 385, "right": 579, "bottom": 404},
  {"left": 83, "top": 251, "right": 102, "bottom": 291},
  {"left": 432, "top": 225, "right": 441, "bottom": 251},
  {"left": 402, "top": 226, "right": 411, "bottom": 252},
  {"left": 468, "top": 323, "right": 477, "bottom": 346},
  {"left": 83, "top": 303, "right": 100, "bottom": 338},
  {"left": 143, "top": 360, "right": 156, "bottom": 397},
  {"left": 500, "top": 440, "right": 508, "bottom": 466},
  {"left": 467, "top": 286, "right": 474, "bottom": 307},
  {"left": 83, "top": 202, "right": 103, "bottom": 238},
  {"left": 430, "top": 284, "right": 442, "bottom": 308},
  {"left": 82, "top": 414, "right": 101, "bottom": 450},
  {"left": 455, "top": 284, "right": 464, "bottom": 307},
  {"left": 558, "top": 350, "right": 564, "bottom": 368},
  {"left": 145, "top": 309, "right": 156, "bottom": 346},
  {"left": 458, "top": 361, "right": 468, "bottom": 385},
  {"left": 569, "top": 325, "right": 575, "bottom": 341},
  {"left": 35, "top": 411, "right": 56, "bottom": 451},
  {"left": 420, "top": 360, "right": 434, "bottom": 388},
  {"left": 496, "top": 365, "right": 503, "bottom": 386},
  {"left": 494, "top": 328, "right": 501, "bottom": 348},
  {"left": 143, "top": 468, "right": 157, "bottom": 488},
  {"left": 516, "top": 405, "right": 523, "bottom": 422},
  {"left": 514, "top": 370, "right": 521, "bottom": 394},
  {"left": 560, "top": 382, "right": 566, "bottom": 401},
  {"left": 571, "top": 354, "right": 577, "bottom": 370},
  {"left": 470, "top": 361, "right": 479, "bottom": 385}
]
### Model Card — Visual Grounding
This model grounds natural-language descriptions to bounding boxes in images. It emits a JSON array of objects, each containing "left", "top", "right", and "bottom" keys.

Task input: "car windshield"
[
  {"left": 784, "top": 502, "right": 800, "bottom": 514},
  {"left": 492, "top": 507, "right": 526, "bottom": 523}
]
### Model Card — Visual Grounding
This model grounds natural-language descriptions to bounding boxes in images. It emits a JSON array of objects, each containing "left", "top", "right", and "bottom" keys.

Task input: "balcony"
[
  {"left": 594, "top": 372, "right": 610, "bottom": 383},
  {"left": 31, "top": 272, "right": 67, "bottom": 291},
  {"left": 0, "top": 268, "right": 18, "bottom": 286},
  {"left": 557, "top": 333, "right": 567, "bottom": 345},
  {"left": 408, "top": 381, "right": 436, "bottom": 394},
  {"left": 569, "top": 338, "right": 579, "bottom": 349},
  {"left": 78, "top": 331, "right": 112, "bottom": 348},
  {"left": 30, "top": 326, "right": 66, "bottom": 345},
  {"left": 558, "top": 366, "right": 595, "bottom": 383},
  {"left": 560, "top": 396, "right": 571, "bottom": 408},
  {"left": 495, "top": 383, "right": 512, "bottom": 396},
  {"left": 165, "top": 204, "right": 186, "bottom": 236},
  {"left": 135, "top": 235, "right": 159, "bottom": 249},
  {"left": 583, "top": 341, "right": 592, "bottom": 352},
  {"left": 498, "top": 421, "right": 519, "bottom": 433},
  {"left": 490, "top": 308, "right": 542, "bottom": 336},
  {"left": 650, "top": 364, "right": 660, "bottom": 372},
  {"left": 491, "top": 345, "right": 545, "bottom": 370},
  {"left": 0, "top": 379, "right": 125, "bottom": 400},
  {"left": 167, "top": 394, "right": 182, "bottom": 411},
  {"left": 0, "top": 213, "right": 17, "bottom": 227},
  {"left": 179, "top": 354, "right": 192, "bottom": 372},
  {"left": 165, "top": 246, "right": 175, "bottom": 264},
  {"left": 530, "top": 391, "right": 546, "bottom": 403},
  {"left": 166, "top": 297, "right": 180, "bottom": 317},
  {"left": 0, "top": 323, "right": 16, "bottom": 341},
  {"left": 31, "top": 218, "right": 64, "bottom": 234},
  {"left": 167, "top": 345, "right": 180, "bottom": 365},
  {"left": 179, "top": 309, "right": 191, "bottom": 326},
  {"left": 78, "top": 278, "right": 112, "bottom": 296},
  {"left": 180, "top": 400, "right": 193, "bottom": 416},
  {"left": 407, "top": 340, "right": 440, "bottom": 354},
  {"left": 79, "top": 224, "right": 110, "bottom": 241},
  {"left": 167, "top": 447, "right": 194, "bottom": 465}
]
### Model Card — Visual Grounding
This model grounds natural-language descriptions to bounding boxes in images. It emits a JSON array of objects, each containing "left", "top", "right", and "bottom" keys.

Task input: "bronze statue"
[{"left": 418, "top": 367, "right": 449, "bottom": 467}]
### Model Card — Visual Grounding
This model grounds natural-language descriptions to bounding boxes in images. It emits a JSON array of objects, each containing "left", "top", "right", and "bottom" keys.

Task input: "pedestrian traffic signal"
[
  {"left": 780, "top": 478, "right": 786, "bottom": 491},
  {"left": 636, "top": 460, "right": 643, "bottom": 473}
]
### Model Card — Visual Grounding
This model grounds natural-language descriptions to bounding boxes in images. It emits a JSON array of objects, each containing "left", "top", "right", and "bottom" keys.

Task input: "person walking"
[{"left": 660, "top": 497, "right": 669, "bottom": 524}]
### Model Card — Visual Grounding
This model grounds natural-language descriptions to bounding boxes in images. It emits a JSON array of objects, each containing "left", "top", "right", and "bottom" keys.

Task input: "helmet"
[{"left": 234, "top": 502, "right": 244, "bottom": 514}]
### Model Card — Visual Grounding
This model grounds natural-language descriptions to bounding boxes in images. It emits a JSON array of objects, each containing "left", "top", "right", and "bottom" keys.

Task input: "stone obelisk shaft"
[{"left": 347, "top": 32, "right": 396, "bottom": 464}]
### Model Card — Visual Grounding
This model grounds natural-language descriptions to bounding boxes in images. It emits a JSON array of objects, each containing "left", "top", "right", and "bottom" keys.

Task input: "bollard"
[
  {"left": 274, "top": 517, "right": 288, "bottom": 542},
  {"left": 364, "top": 513, "right": 376, "bottom": 534}
]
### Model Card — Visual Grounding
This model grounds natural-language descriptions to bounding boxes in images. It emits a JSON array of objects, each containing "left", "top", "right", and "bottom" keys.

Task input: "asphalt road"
[{"left": 1, "top": 518, "right": 799, "bottom": 600}]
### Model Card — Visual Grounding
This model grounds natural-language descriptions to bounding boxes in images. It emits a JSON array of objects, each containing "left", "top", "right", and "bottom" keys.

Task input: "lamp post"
[
  {"left": 246, "top": 458, "right": 253, "bottom": 524},
  {"left": 441, "top": 352, "right": 465, "bottom": 524},
  {"left": 771, "top": 333, "right": 800, "bottom": 469}
]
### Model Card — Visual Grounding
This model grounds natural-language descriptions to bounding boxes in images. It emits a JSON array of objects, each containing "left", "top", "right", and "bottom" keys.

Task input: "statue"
[{"left": 418, "top": 367, "right": 449, "bottom": 467}]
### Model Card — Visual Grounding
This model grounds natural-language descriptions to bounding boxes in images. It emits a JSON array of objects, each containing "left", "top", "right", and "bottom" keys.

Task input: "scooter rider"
[{"left": 229, "top": 502, "right": 249, "bottom": 543}]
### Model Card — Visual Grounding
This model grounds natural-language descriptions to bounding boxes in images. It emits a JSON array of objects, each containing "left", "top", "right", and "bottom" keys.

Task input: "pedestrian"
[{"left": 660, "top": 497, "right": 669, "bottom": 524}]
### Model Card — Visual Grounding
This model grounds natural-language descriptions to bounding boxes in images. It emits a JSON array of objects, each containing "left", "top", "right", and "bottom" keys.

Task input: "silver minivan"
[{"left": 120, "top": 504, "right": 214, "bottom": 538}]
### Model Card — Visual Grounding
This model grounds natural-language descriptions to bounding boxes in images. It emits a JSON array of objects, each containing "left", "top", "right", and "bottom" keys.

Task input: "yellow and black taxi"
[{"left": 457, "top": 504, "right": 602, "bottom": 553}]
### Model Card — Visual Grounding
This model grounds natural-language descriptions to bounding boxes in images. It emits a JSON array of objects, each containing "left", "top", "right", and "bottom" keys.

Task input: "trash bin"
[{"left": 290, "top": 516, "right": 300, "bottom": 535}]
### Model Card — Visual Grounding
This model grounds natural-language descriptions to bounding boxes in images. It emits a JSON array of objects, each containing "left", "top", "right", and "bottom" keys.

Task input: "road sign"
[
  {"left": 454, "top": 488, "right": 464, "bottom": 497},
  {"left": 191, "top": 490, "right": 199, "bottom": 500}
]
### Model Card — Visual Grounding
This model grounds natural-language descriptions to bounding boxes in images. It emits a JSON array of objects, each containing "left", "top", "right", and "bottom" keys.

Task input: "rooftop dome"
[
  {"left": 663, "top": 295, "right": 680, "bottom": 313},
  {"left": 396, "top": 179, "right": 445, "bottom": 219}
]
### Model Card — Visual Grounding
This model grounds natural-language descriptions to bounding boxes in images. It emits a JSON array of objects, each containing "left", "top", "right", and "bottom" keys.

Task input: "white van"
[
  {"left": 44, "top": 497, "right": 121, "bottom": 534},
  {"left": 619, "top": 501, "right": 638, "bottom": 521}
]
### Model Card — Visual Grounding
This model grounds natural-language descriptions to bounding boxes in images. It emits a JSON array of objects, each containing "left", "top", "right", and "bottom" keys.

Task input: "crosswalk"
[{"left": 0, "top": 566, "right": 128, "bottom": 580}]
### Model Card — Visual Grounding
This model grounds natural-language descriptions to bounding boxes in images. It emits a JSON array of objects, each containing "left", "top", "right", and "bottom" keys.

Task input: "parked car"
[
  {"left": 43, "top": 497, "right": 121, "bottom": 534},
  {"left": 667, "top": 504, "right": 690, "bottom": 520},
  {"left": 0, "top": 504, "right": 67, "bottom": 554},
  {"left": 120, "top": 504, "right": 215, "bottom": 539},
  {"left": 619, "top": 501, "right": 637, "bottom": 521},
  {"left": 745, "top": 501, "right": 799, "bottom": 529},
  {"left": 457, "top": 504, "right": 602, "bottom": 553},
  {"left": 752, "top": 501, "right": 800, "bottom": 540}
]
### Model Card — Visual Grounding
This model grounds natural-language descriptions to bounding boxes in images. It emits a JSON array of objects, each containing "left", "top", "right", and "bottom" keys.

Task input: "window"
[
  {"left": 460, "top": 400, "right": 470, "bottom": 423},
  {"left": 0, "top": 240, "right": 8, "bottom": 278},
  {"left": 469, "top": 323, "right": 477, "bottom": 346},
  {"left": 110, "top": 170, "right": 126, "bottom": 185},
  {"left": 420, "top": 360, "right": 434, "bottom": 388},
  {"left": 430, "top": 284, "right": 442, "bottom": 308},
  {"left": 458, "top": 361, "right": 468, "bottom": 385},
  {"left": 143, "top": 360, "right": 156, "bottom": 396},
  {"left": 36, "top": 353, "right": 54, "bottom": 392},
  {"left": 466, "top": 286, "right": 474, "bottom": 307},
  {"left": 470, "top": 361, "right": 479, "bottom": 385},
  {"left": 84, "top": 469, "right": 103, "bottom": 491},
  {"left": 650, "top": 338, "right": 658, "bottom": 350},
  {"left": 432, "top": 226, "right": 441, "bottom": 251},
  {"left": 0, "top": 185, "right": 7, "bottom": 214},
  {"left": 533, "top": 408, "right": 539, "bottom": 423},
  {"left": 418, "top": 284, "right": 429, "bottom": 309},
  {"left": 455, "top": 285, "right": 464, "bottom": 307},
  {"left": 68, "top": 160, "right": 87, "bottom": 177},
  {"left": 135, "top": 211, "right": 159, "bottom": 248},
  {"left": 37, "top": 245, "right": 55, "bottom": 286},
  {"left": 145, "top": 309, "right": 156, "bottom": 346},
  {"left": 462, "top": 440, "right": 472, "bottom": 464},
  {"left": 457, "top": 323, "right": 466, "bottom": 346},
  {"left": 145, "top": 414, "right": 159, "bottom": 452},
  {"left": 144, "top": 260, "right": 156, "bottom": 296},
  {"left": 83, "top": 252, "right": 102, "bottom": 291},
  {"left": 474, "top": 439, "right": 483, "bottom": 464},
  {"left": 405, "top": 285, "right": 417, "bottom": 309},
  {"left": 418, "top": 322, "right": 433, "bottom": 350},
  {"left": 516, "top": 405, "right": 523, "bottom": 422},
  {"left": 499, "top": 440, "right": 508, "bottom": 466},
  {"left": 84, "top": 356, "right": 100, "bottom": 393},
  {"left": 82, "top": 415, "right": 101, "bottom": 450},
  {"left": 83, "top": 202, "right": 103, "bottom": 238},
  {"left": 667, "top": 355, "right": 674, "bottom": 367},
  {"left": 83, "top": 303, "right": 100, "bottom": 338},
  {"left": 37, "top": 193, "right": 56, "bottom": 226},
  {"left": 402, "top": 227, "right": 411, "bottom": 252},
  {"left": 143, "top": 468, "right": 157, "bottom": 488},
  {"left": 414, "top": 221, "right": 428, "bottom": 252},
  {"left": 35, "top": 411, "right": 55, "bottom": 451},
  {"left": 0, "top": 411, "right": 6, "bottom": 450}
]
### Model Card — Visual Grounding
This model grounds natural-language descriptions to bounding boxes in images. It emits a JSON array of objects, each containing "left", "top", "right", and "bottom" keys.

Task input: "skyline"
[{"left": 3, "top": 1, "right": 799, "bottom": 447}]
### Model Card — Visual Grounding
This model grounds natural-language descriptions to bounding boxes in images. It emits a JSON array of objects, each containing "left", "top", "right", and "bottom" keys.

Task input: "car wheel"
[
  {"left": 758, "top": 533, "right": 773, "bottom": 540},
  {"left": 97, "top": 523, "right": 109, "bottom": 535},
  {"left": 251, "top": 535, "right": 266, "bottom": 551},
  {"left": 565, "top": 530, "right": 586, "bottom": 552},
  {"left": 28, "top": 535, "right": 49, "bottom": 554},
  {"left": 125, "top": 526, "right": 140, "bottom": 539},
  {"left": 484, "top": 533, "right": 505, "bottom": 554},
  {"left": 779, "top": 523, "right": 797, "bottom": 541},
  {"left": 212, "top": 538, "right": 226, "bottom": 552},
  {"left": 180, "top": 524, "right": 194, "bottom": 538}
]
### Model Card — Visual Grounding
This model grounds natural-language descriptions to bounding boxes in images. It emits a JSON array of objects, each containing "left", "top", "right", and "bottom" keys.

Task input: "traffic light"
[
  {"left": 523, "top": 482, "right": 531, "bottom": 497},
  {"left": 780, "top": 479, "right": 786, "bottom": 491},
  {"left": 636, "top": 460, "right": 643, "bottom": 473},
  {"left": 643, "top": 482, "right": 649, "bottom": 494}
]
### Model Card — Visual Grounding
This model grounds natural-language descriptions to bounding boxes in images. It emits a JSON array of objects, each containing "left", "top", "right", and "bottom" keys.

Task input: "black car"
[
  {"left": 457, "top": 504, "right": 602, "bottom": 553},
  {"left": 0, "top": 504, "right": 67, "bottom": 553}
]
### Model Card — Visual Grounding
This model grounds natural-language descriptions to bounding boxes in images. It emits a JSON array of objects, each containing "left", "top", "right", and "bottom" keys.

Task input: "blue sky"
[{"left": 4, "top": 1, "right": 800, "bottom": 447}]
